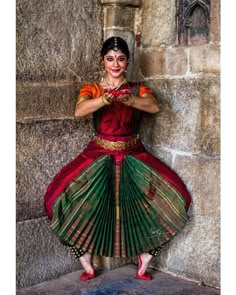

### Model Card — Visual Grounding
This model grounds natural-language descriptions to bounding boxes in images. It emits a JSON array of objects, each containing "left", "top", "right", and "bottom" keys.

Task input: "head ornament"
[{"left": 113, "top": 36, "right": 119, "bottom": 52}]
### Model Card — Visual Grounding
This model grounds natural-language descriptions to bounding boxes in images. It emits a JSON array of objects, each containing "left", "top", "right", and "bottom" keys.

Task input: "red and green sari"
[{"left": 44, "top": 82, "right": 191, "bottom": 258}]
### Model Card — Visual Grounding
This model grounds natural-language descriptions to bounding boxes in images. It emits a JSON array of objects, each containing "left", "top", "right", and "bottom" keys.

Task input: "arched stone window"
[{"left": 177, "top": 0, "right": 210, "bottom": 45}]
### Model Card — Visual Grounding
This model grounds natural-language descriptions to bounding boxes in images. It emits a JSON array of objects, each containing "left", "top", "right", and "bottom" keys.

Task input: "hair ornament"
[{"left": 114, "top": 36, "right": 118, "bottom": 47}]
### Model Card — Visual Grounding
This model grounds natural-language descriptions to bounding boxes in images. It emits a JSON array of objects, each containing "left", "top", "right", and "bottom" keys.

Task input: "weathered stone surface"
[
  {"left": 140, "top": 47, "right": 188, "bottom": 77},
  {"left": 16, "top": 217, "right": 82, "bottom": 289},
  {"left": 16, "top": 0, "right": 102, "bottom": 82},
  {"left": 100, "top": 256, "right": 132, "bottom": 270},
  {"left": 141, "top": 143, "right": 173, "bottom": 168},
  {"left": 92, "top": 256, "right": 131, "bottom": 271},
  {"left": 160, "top": 155, "right": 220, "bottom": 287},
  {"left": 100, "top": 0, "right": 141, "bottom": 6},
  {"left": 16, "top": 119, "right": 93, "bottom": 222},
  {"left": 140, "top": 77, "right": 220, "bottom": 156},
  {"left": 16, "top": 265, "right": 221, "bottom": 294},
  {"left": 16, "top": 83, "right": 80, "bottom": 120},
  {"left": 140, "top": 48, "right": 165, "bottom": 76},
  {"left": 104, "top": 5, "right": 135, "bottom": 29},
  {"left": 189, "top": 44, "right": 220, "bottom": 74},
  {"left": 210, "top": 0, "right": 220, "bottom": 42},
  {"left": 167, "top": 214, "right": 220, "bottom": 288},
  {"left": 16, "top": 217, "right": 131, "bottom": 289},
  {"left": 174, "top": 156, "right": 220, "bottom": 219},
  {"left": 140, "top": 0, "right": 176, "bottom": 47}
]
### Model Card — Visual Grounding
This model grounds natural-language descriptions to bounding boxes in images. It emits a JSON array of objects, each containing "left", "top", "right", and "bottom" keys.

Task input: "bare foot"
[
  {"left": 137, "top": 253, "right": 153, "bottom": 275},
  {"left": 79, "top": 252, "right": 93, "bottom": 274}
]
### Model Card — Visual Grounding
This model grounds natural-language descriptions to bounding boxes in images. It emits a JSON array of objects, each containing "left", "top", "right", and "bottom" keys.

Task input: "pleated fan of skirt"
[{"left": 51, "top": 154, "right": 189, "bottom": 257}]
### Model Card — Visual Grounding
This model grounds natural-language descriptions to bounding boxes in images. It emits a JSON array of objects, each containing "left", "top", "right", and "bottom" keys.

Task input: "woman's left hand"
[{"left": 104, "top": 89, "right": 131, "bottom": 103}]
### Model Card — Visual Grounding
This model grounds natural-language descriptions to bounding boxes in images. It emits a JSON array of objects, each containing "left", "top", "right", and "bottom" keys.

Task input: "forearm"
[
  {"left": 126, "top": 94, "right": 159, "bottom": 113},
  {"left": 74, "top": 96, "right": 106, "bottom": 118}
]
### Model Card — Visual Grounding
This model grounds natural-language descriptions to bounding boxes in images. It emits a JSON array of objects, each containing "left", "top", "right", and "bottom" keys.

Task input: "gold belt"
[{"left": 93, "top": 136, "right": 139, "bottom": 150}]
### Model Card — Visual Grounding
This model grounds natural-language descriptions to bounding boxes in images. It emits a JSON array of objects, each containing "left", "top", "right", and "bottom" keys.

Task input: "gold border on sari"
[{"left": 93, "top": 136, "right": 139, "bottom": 150}]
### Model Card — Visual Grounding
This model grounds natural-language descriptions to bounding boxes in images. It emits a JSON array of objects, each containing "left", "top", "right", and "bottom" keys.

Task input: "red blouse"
[{"left": 78, "top": 82, "right": 153, "bottom": 137}]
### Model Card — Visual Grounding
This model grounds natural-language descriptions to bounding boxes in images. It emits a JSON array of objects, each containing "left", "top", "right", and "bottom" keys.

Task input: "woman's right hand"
[{"left": 104, "top": 89, "right": 130, "bottom": 103}]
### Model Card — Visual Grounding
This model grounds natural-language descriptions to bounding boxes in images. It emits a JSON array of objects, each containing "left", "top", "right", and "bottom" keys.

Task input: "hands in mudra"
[{"left": 103, "top": 89, "right": 133, "bottom": 104}]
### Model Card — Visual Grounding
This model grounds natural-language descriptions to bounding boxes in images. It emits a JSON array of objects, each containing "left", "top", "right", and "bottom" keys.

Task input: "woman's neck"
[{"left": 103, "top": 76, "right": 127, "bottom": 89}]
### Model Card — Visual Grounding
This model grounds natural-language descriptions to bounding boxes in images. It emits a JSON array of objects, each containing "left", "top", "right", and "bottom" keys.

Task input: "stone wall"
[
  {"left": 16, "top": 0, "right": 220, "bottom": 290},
  {"left": 135, "top": 0, "right": 220, "bottom": 288},
  {"left": 16, "top": 0, "right": 103, "bottom": 289}
]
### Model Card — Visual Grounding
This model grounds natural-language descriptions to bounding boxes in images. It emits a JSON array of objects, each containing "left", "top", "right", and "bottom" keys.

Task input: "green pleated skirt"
[{"left": 51, "top": 154, "right": 188, "bottom": 257}]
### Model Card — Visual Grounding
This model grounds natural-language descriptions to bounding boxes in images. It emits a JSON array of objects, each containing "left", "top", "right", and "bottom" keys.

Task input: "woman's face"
[{"left": 103, "top": 49, "right": 128, "bottom": 79}]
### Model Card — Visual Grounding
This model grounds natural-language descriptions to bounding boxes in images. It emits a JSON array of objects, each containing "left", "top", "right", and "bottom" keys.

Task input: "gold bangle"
[
  {"left": 128, "top": 94, "right": 135, "bottom": 106},
  {"left": 102, "top": 95, "right": 111, "bottom": 105}
]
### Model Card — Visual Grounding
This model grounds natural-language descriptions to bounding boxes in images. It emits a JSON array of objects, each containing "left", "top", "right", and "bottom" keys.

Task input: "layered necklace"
[{"left": 104, "top": 78, "right": 127, "bottom": 90}]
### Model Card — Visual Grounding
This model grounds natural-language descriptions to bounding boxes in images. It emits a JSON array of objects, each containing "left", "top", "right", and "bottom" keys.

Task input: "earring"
[{"left": 101, "top": 63, "right": 106, "bottom": 73}]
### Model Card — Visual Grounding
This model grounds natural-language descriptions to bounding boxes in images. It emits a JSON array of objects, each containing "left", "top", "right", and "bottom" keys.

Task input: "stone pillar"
[{"left": 100, "top": 0, "right": 142, "bottom": 80}]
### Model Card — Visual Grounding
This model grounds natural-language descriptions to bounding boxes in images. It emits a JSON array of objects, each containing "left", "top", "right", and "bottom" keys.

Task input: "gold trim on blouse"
[{"left": 76, "top": 95, "right": 91, "bottom": 106}]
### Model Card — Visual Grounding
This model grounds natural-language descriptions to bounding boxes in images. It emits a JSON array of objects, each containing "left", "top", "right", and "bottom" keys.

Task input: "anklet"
[
  {"left": 67, "top": 245, "right": 85, "bottom": 258},
  {"left": 149, "top": 246, "right": 162, "bottom": 257}
]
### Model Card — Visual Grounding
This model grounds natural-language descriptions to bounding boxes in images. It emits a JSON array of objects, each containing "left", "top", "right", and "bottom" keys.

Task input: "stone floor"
[{"left": 17, "top": 264, "right": 220, "bottom": 295}]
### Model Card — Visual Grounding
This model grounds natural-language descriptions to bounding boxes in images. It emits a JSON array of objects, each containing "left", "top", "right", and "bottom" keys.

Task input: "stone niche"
[{"left": 177, "top": 0, "right": 210, "bottom": 45}]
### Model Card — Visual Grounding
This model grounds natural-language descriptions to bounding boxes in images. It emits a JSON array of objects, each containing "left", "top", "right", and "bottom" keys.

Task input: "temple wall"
[
  {"left": 16, "top": 0, "right": 103, "bottom": 289},
  {"left": 16, "top": 0, "right": 220, "bottom": 289},
  {"left": 136, "top": 0, "right": 220, "bottom": 288}
]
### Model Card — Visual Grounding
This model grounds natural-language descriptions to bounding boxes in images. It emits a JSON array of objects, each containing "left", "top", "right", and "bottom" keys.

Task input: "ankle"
[
  {"left": 79, "top": 254, "right": 93, "bottom": 274},
  {"left": 137, "top": 253, "right": 153, "bottom": 276}
]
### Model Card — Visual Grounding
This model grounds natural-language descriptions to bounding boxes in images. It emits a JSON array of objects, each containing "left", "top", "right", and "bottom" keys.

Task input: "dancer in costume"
[{"left": 44, "top": 36, "right": 191, "bottom": 281}]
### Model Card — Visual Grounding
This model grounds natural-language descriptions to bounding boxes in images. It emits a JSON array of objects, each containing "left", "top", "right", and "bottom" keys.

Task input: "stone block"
[
  {"left": 100, "top": 0, "right": 141, "bottom": 6},
  {"left": 189, "top": 44, "right": 220, "bottom": 75},
  {"left": 104, "top": 5, "right": 134, "bottom": 29},
  {"left": 140, "top": 47, "right": 188, "bottom": 77},
  {"left": 140, "top": 0, "right": 176, "bottom": 47},
  {"left": 167, "top": 215, "right": 220, "bottom": 287},
  {"left": 210, "top": 0, "right": 220, "bottom": 42},
  {"left": 16, "top": 0, "right": 102, "bottom": 82},
  {"left": 140, "top": 49, "right": 166, "bottom": 77},
  {"left": 199, "top": 81, "right": 220, "bottom": 156},
  {"left": 141, "top": 143, "right": 173, "bottom": 168},
  {"left": 140, "top": 77, "right": 220, "bottom": 156},
  {"left": 16, "top": 83, "right": 80, "bottom": 120},
  {"left": 16, "top": 119, "right": 93, "bottom": 222},
  {"left": 165, "top": 47, "right": 188, "bottom": 76},
  {"left": 174, "top": 156, "right": 220, "bottom": 219},
  {"left": 16, "top": 217, "right": 82, "bottom": 289}
]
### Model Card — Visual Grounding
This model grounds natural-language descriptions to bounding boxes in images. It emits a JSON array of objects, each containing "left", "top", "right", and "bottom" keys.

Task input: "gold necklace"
[{"left": 104, "top": 78, "right": 127, "bottom": 90}]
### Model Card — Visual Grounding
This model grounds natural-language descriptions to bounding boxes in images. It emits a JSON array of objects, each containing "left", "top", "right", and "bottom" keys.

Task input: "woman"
[{"left": 44, "top": 36, "right": 191, "bottom": 281}]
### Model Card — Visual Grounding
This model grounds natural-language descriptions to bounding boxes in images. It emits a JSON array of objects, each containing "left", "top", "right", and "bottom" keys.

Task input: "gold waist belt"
[{"left": 93, "top": 136, "right": 139, "bottom": 150}]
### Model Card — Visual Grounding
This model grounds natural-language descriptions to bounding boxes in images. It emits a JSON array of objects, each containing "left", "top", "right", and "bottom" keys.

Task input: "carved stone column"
[{"left": 100, "top": 0, "right": 142, "bottom": 80}]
